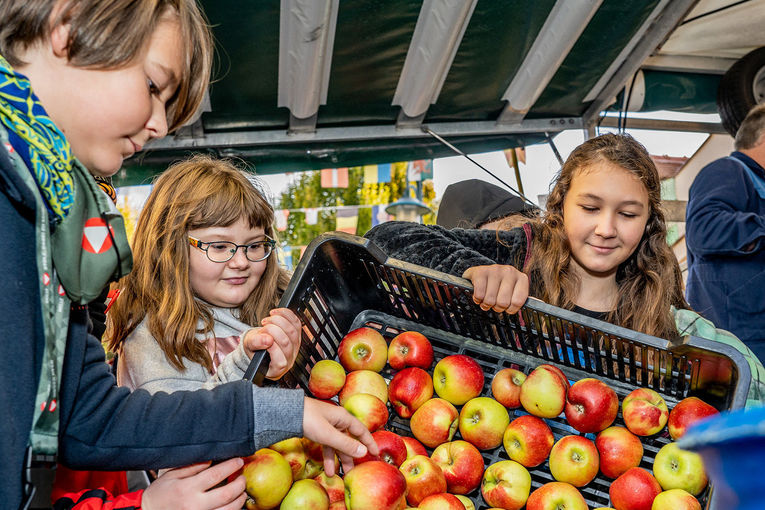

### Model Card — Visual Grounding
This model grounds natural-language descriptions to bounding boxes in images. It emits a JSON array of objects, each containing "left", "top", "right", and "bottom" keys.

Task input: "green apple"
[
  {"left": 526, "top": 481, "right": 588, "bottom": 510},
  {"left": 519, "top": 365, "right": 569, "bottom": 418},
  {"left": 243, "top": 448, "right": 293, "bottom": 509},
  {"left": 338, "top": 369, "right": 388, "bottom": 406},
  {"left": 308, "top": 360, "right": 346, "bottom": 399},
  {"left": 455, "top": 494, "right": 475, "bottom": 510},
  {"left": 481, "top": 460, "right": 531, "bottom": 510},
  {"left": 548, "top": 435, "right": 599, "bottom": 487},
  {"left": 458, "top": 397, "right": 510, "bottom": 450},
  {"left": 652, "top": 443, "right": 707, "bottom": 496},
  {"left": 270, "top": 436, "right": 306, "bottom": 480},
  {"left": 652, "top": 489, "right": 701, "bottom": 510},
  {"left": 279, "top": 478, "right": 329, "bottom": 509}
]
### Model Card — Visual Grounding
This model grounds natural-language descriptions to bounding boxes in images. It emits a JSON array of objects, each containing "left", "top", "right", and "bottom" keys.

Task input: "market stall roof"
[{"left": 117, "top": 0, "right": 765, "bottom": 185}]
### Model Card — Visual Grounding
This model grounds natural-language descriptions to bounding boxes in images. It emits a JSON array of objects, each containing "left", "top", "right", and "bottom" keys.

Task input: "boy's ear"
[{"left": 49, "top": 22, "right": 71, "bottom": 59}]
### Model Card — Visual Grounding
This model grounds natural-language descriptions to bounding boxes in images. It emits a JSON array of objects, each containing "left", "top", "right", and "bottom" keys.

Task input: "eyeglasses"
[{"left": 188, "top": 236, "right": 276, "bottom": 263}]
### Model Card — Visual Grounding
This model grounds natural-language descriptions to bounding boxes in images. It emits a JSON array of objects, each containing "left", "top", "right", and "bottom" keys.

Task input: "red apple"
[
  {"left": 315, "top": 472, "right": 345, "bottom": 506},
  {"left": 502, "top": 414, "right": 554, "bottom": 468},
  {"left": 459, "top": 397, "right": 510, "bottom": 450},
  {"left": 526, "top": 481, "right": 588, "bottom": 510},
  {"left": 342, "top": 393, "right": 388, "bottom": 432},
  {"left": 402, "top": 436, "right": 428, "bottom": 460},
  {"left": 279, "top": 478, "right": 330, "bottom": 510},
  {"left": 338, "top": 369, "right": 388, "bottom": 406},
  {"left": 270, "top": 436, "right": 307, "bottom": 480},
  {"left": 652, "top": 443, "right": 707, "bottom": 496},
  {"left": 417, "top": 493, "right": 466, "bottom": 510},
  {"left": 520, "top": 364, "right": 569, "bottom": 418},
  {"left": 595, "top": 426, "right": 644, "bottom": 479},
  {"left": 309, "top": 359, "right": 347, "bottom": 400},
  {"left": 651, "top": 489, "right": 701, "bottom": 510},
  {"left": 433, "top": 354, "right": 485, "bottom": 406},
  {"left": 431, "top": 440, "right": 484, "bottom": 495},
  {"left": 242, "top": 448, "right": 293, "bottom": 509},
  {"left": 399, "top": 454, "right": 447, "bottom": 507},
  {"left": 491, "top": 368, "right": 526, "bottom": 408},
  {"left": 355, "top": 430, "right": 407, "bottom": 467},
  {"left": 410, "top": 398, "right": 459, "bottom": 448},
  {"left": 621, "top": 388, "right": 669, "bottom": 436},
  {"left": 565, "top": 377, "right": 619, "bottom": 433},
  {"left": 548, "top": 435, "right": 600, "bottom": 487},
  {"left": 388, "top": 330, "right": 434, "bottom": 370},
  {"left": 343, "top": 460, "right": 407, "bottom": 510},
  {"left": 338, "top": 327, "right": 388, "bottom": 373},
  {"left": 388, "top": 367, "right": 433, "bottom": 418},
  {"left": 609, "top": 467, "right": 662, "bottom": 510},
  {"left": 481, "top": 460, "right": 531, "bottom": 510},
  {"left": 301, "top": 438, "right": 326, "bottom": 479},
  {"left": 667, "top": 396, "right": 718, "bottom": 440}
]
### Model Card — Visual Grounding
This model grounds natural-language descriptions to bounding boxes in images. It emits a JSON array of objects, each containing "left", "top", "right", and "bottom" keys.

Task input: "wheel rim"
[{"left": 754, "top": 64, "right": 765, "bottom": 104}]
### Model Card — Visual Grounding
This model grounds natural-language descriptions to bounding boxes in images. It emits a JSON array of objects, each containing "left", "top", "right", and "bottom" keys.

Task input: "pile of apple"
[{"left": 241, "top": 326, "right": 720, "bottom": 510}]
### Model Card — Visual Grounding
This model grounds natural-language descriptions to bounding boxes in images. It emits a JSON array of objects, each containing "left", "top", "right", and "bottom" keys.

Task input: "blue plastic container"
[{"left": 679, "top": 406, "right": 765, "bottom": 510}]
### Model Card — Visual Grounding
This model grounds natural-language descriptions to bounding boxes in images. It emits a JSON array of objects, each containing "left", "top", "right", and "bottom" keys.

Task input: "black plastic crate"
[{"left": 254, "top": 233, "right": 751, "bottom": 510}]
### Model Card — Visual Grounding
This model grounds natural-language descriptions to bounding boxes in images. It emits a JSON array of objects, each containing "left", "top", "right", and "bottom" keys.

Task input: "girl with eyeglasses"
[{"left": 107, "top": 154, "right": 301, "bottom": 392}]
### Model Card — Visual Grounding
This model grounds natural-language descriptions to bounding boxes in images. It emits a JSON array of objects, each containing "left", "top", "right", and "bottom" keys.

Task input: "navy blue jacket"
[
  {"left": 685, "top": 151, "right": 765, "bottom": 357},
  {"left": 0, "top": 146, "right": 258, "bottom": 509}
]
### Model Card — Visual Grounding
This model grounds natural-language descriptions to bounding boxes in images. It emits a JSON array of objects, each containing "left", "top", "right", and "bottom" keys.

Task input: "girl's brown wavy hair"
[
  {"left": 525, "top": 133, "right": 689, "bottom": 340},
  {"left": 106, "top": 155, "right": 290, "bottom": 371}
]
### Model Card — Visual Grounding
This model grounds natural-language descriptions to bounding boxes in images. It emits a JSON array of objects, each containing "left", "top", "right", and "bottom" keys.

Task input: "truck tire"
[{"left": 717, "top": 46, "right": 765, "bottom": 136}]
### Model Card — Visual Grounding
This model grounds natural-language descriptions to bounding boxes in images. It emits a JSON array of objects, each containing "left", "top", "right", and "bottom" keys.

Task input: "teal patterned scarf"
[{"left": 0, "top": 54, "right": 74, "bottom": 222}]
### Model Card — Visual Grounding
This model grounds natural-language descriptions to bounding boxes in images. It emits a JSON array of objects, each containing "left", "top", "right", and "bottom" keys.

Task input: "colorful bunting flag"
[
  {"left": 320, "top": 167, "right": 349, "bottom": 188},
  {"left": 275, "top": 209, "right": 289, "bottom": 231},
  {"left": 363, "top": 165, "right": 379, "bottom": 184},
  {"left": 407, "top": 160, "right": 433, "bottom": 181},
  {"left": 371, "top": 204, "right": 392, "bottom": 227},
  {"left": 336, "top": 208, "right": 358, "bottom": 234},
  {"left": 304, "top": 208, "right": 319, "bottom": 225},
  {"left": 378, "top": 163, "right": 392, "bottom": 183}
]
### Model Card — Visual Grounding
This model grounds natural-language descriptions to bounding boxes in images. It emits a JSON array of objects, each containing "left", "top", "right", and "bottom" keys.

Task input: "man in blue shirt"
[{"left": 686, "top": 104, "right": 765, "bottom": 361}]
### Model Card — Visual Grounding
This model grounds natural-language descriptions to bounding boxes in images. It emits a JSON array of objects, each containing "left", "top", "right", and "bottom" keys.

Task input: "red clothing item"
[{"left": 52, "top": 465, "right": 139, "bottom": 509}]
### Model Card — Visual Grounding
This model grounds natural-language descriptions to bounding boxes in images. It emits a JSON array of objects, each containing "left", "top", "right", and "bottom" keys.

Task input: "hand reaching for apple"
[
  {"left": 242, "top": 308, "right": 301, "bottom": 379},
  {"left": 302, "top": 397, "right": 380, "bottom": 477},
  {"left": 141, "top": 458, "right": 247, "bottom": 510},
  {"left": 462, "top": 264, "right": 529, "bottom": 313}
]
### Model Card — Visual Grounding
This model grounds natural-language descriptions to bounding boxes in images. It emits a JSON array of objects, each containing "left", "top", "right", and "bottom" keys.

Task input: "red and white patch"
[
  {"left": 3, "top": 142, "right": 14, "bottom": 154},
  {"left": 42, "top": 273, "right": 50, "bottom": 286},
  {"left": 57, "top": 284, "right": 66, "bottom": 297},
  {"left": 82, "top": 218, "right": 114, "bottom": 254}
]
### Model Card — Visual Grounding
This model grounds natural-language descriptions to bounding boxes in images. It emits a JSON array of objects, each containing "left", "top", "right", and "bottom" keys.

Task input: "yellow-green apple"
[
  {"left": 455, "top": 495, "right": 475, "bottom": 510},
  {"left": 652, "top": 443, "right": 707, "bottom": 496},
  {"left": 621, "top": 388, "right": 668, "bottom": 436},
  {"left": 355, "top": 430, "right": 407, "bottom": 467},
  {"left": 300, "top": 438, "right": 326, "bottom": 479},
  {"left": 564, "top": 378, "right": 619, "bottom": 433},
  {"left": 342, "top": 393, "right": 388, "bottom": 432},
  {"left": 526, "top": 481, "right": 588, "bottom": 510},
  {"left": 667, "top": 396, "right": 718, "bottom": 440},
  {"left": 595, "top": 426, "right": 643, "bottom": 479},
  {"left": 388, "top": 367, "right": 433, "bottom": 418},
  {"left": 459, "top": 397, "right": 510, "bottom": 450},
  {"left": 609, "top": 467, "right": 662, "bottom": 510},
  {"left": 402, "top": 436, "right": 427, "bottom": 460},
  {"left": 491, "top": 368, "right": 526, "bottom": 408},
  {"left": 502, "top": 414, "right": 554, "bottom": 468},
  {"left": 338, "top": 327, "right": 388, "bottom": 372},
  {"left": 315, "top": 472, "right": 345, "bottom": 507},
  {"left": 399, "top": 454, "right": 447, "bottom": 507},
  {"left": 410, "top": 398, "right": 459, "bottom": 448},
  {"left": 433, "top": 354, "right": 485, "bottom": 406},
  {"left": 270, "top": 436, "right": 307, "bottom": 480},
  {"left": 309, "top": 360, "right": 346, "bottom": 400},
  {"left": 338, "top": 369, "right": 388, "bottom": 406},
  {"left": 548, "top": 435, "right": 600, "bottom": 487},
  {"left": 343, "top": 460, "right": 407, "bottom": 510},
  {"left": 243, "top": 448, "right": 293, "bottom": 509},
  {"left": 279, "top": 478, "right": 329, "bottom": 510},
  {"left": 417, "top": 493, "right": 466, "bottom": 509},
  {"left": 519, "top": 365, "right": 569, "bottom": 418},
  {"left": 481, "top": 460, "right": 531, "bottom": 510},
  {"left": 431, "top": 440, "right": 484, "bottom": 495},
  {"left": 651, "top": 489, "right": 701, "bottom": 510},
  {"left": 388, "top": 331, "right": 434, "bottom": 370}
]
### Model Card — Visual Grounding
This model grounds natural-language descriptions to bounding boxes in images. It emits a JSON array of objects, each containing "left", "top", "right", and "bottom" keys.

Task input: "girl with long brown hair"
[{"left": 107, "top": 155, "right": 298, "bottom": 390}]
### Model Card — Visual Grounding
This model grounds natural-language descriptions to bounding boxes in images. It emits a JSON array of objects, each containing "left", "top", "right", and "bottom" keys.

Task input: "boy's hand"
[
  {"left": 462, "top": 264, "right": 529, "bottom": 314},
  {"left": 242, "top": 308, "right": 302, "bottom": 379},
  {"left": 302, "top": 397, "right": 379, "bottom": 477},
  {"left": 142, "top": 458, "right": 246, "bottom": 510}
]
